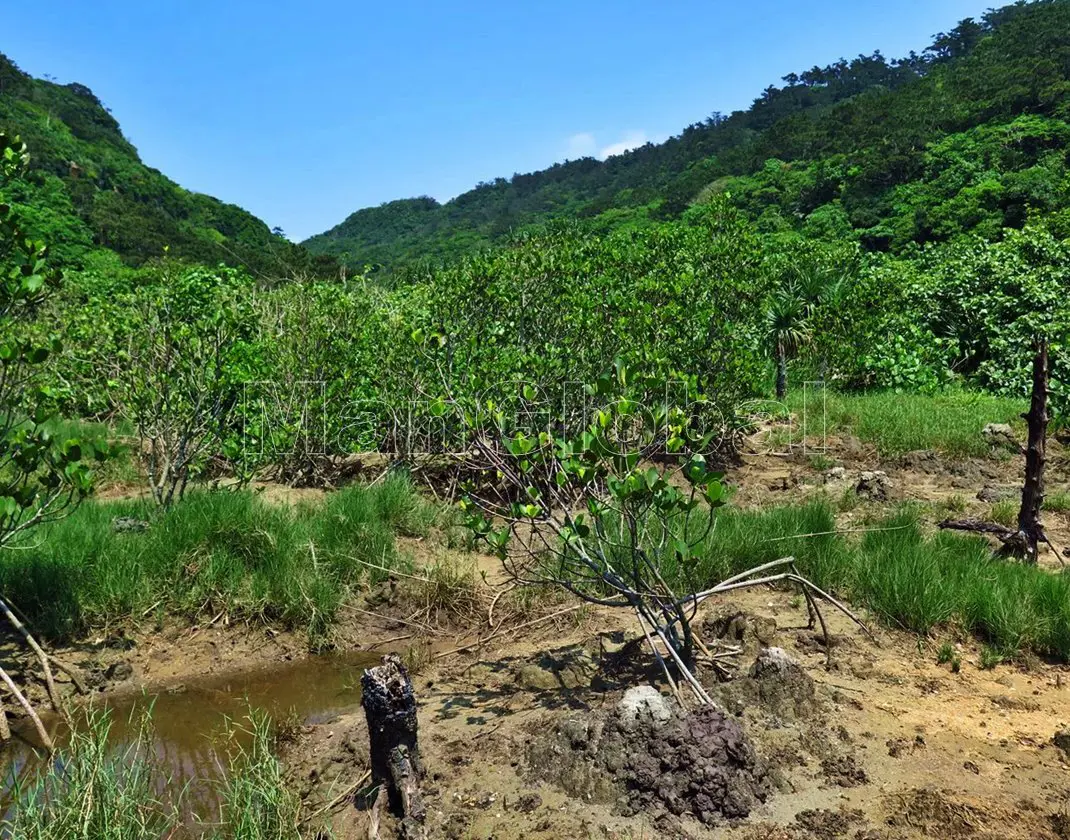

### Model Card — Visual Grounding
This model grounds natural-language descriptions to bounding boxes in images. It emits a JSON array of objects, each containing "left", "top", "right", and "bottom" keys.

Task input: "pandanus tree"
[
  {"left": 764, "top": 247, "right": 851, "bottom": 400},
  {"left": 0, "top": 134, "right": 110, "bottom": 749},
  {"left": 765, "top": 288, "right": 809, "bottom": 401}
]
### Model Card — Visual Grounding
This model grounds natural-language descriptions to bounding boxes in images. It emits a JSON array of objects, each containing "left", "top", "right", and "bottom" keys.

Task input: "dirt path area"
[
  {"left": 266, "top": 582, "right": 1068, "bottom": 839},
  {"left": 21, "top": 428, "right": 1070, "bottom": 838}
]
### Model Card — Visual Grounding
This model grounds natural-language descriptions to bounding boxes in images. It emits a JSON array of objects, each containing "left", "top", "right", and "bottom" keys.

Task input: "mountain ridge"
[
  {"left": 0, "top": 51, "right": 335, "bottom": 279},
  {"left": 303, "top": 0, "right": 1068, "bottom": 276}
]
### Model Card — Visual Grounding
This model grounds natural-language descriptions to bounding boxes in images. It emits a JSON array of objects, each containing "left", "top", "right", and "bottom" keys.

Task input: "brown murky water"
[{"left": 1, "top": 651, "right": 381, "bottom": 830}]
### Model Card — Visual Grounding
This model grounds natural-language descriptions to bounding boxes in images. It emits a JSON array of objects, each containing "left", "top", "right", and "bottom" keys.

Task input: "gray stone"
[
  {"left": 855, "top": 470, "right": 892, "bottom": 502},
  {"left": 982, "top": 423, "right": 1021, "bottom": 452},
  {"left": 977, "top": 485, "right": 1020, "bottom": 503},
  {"left": 824, "top": 466, "right": 847, "bottom": 483},
  {"left": 616, "top": 686, "right": 674, "bottom": 732},
  {"left": 112, "top": 517, "right": 149, "bottom": 534}
]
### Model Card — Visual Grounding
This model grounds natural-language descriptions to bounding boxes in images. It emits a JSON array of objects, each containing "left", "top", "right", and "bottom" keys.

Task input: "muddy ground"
[{"left": 20, "top": 428, "right": 1070, "bottom": 838}]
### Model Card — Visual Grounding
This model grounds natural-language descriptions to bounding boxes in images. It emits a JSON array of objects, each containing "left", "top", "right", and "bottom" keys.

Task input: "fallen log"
[{"left": 361, "top": 654, "right": 426, "bottom": 840}]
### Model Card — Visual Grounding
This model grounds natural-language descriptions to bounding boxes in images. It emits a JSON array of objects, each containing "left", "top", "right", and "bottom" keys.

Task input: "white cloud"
[
  {"left": 565, "top": 132, "right": 597, "bottom": 159},
  {"left": 565, "top": 130, "right": 654, "bottom": 162},
  {"left": 598, "top": 130, "right": 649, "bottom": 160}
]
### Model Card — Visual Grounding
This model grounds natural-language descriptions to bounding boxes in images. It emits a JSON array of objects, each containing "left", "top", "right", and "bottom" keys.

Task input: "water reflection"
[{"left": 1, "top": 651, "right": 380, "bottom": 832}]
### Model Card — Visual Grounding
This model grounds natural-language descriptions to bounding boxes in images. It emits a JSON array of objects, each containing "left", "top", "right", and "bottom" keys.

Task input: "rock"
[
  {"left": 616, "top": 686, "right": 673, "bottom": 732},
  {"left": 112, "top": 516, "right": 150, "bottom": 533},
  {"left": 855, "top": 470, "right": 892, "bottom": 502},
  {"left": 982, "top": 423, "right": 1021, "bottom": 453},
  {"left": 977, "top": 485, "right": 1019, "bottom": 503},
  {"left": 1053, "top": 730, "right": 1070, "bottom": 757},
  {"left": 105, "top": 660, "right": 133, "bottom": 681},
  {"left": 824, "top": 466, "right": 847, "bottom": 483}
]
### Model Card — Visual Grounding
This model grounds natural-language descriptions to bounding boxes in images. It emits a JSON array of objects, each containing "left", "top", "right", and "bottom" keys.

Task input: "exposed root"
[
  {"left": 0, "top": 594, "right": 62, "bottom": 711},
  {"left": 0, "top": 665, "right": 53, "bottom": 752}
]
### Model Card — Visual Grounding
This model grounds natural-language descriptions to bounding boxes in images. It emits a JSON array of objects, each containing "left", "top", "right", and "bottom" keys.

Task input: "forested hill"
[
  {"left": 0, "top": 53, "right": 335, "bottom": 278},
  {"left": 304, "top": 0, "right": 1070, "bottom": 276}
]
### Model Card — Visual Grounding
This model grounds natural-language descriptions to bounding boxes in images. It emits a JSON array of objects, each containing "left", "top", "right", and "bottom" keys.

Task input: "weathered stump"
[
  {"left": 361, "top": 654, "right": 426, "bottom": 840},
  {"left": 940, "top": 340, "right": 1055, "bottom": 564}
]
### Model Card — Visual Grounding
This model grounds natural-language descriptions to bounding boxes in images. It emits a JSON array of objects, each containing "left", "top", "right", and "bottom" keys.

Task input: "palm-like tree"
[
  {"left": 765, "top": 286, "right": 810, "bottom": 401},
  {"left": 763, "top": 250, "right": 852, "bottom": 400}
]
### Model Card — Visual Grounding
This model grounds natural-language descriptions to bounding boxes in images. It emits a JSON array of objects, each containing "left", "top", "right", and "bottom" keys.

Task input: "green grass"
[
  {"left": 1046, "top": 491, "right": 1070, "bottom": 513},
  {"left": 660, "top": 501, "right": 1070, "bottom": 661},
  {"left": 0, "top": 474, "right": 435, "bottom": 645},
  {"left": 208, "top": 712, "right": 305, "bottom": 840},
  {"left": 785, "top": 389, "right": 1026, "bottom": 458},
  {"left": 2, "top": 708, "right": 312, "bottom": 840},
  {"left": 3, "top": 711, "right": 178, "bottom": 840},
  {"left": 991, "top": 499, "right": 1018, "bottom": 526}
]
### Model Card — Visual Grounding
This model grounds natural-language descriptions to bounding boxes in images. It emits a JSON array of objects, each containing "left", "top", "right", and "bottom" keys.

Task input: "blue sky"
[{"left": 10, "top": 1, "right": 996, "bottom": 240}]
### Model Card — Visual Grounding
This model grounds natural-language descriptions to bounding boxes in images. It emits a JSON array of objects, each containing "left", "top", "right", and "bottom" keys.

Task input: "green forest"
[
  {"left": 6, "top": 2, "right": 1070, "bottom": 837},
  {"left": 303, "top": 0, "right": 1070, "bottom": 277},
  {"left": 0, "top": 0, "right": 1065, "bottom": 441},
  {"left": 0, "top": 0, "right": 1068, "bottom": 517}
]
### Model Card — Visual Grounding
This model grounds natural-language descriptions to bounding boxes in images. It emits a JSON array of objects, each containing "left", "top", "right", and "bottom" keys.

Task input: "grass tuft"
[
  {"left": 3, "top": 710, "right": 177, "bottom": 840},
  {"left": 0, "top": 474, "right": 435, "bottom": 644},
  {"left": 660, "top": 500, "right": 1070, "bottom": 662},
  {"left": 787, "top": 389, "right": 1026, "bottom": 458},
  {"left": 2, "top": 708, "right": 311, "bottom": 840}
]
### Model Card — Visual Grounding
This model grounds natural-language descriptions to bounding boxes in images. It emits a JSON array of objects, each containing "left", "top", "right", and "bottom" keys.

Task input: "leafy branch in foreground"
[
  {"left": 0, "top": 133, "right": 108, "bottom": 749},
  {"left": 457, "top": 363, "right": 869, "bottom": 704}
]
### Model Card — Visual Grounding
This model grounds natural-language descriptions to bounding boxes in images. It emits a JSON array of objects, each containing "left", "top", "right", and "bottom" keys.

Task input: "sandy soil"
[{"left": 23, "top": 426, "right": 1070, "bottom": 838}]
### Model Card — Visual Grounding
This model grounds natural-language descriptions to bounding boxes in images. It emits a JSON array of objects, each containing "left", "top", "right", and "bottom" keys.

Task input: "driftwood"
[
  {"left": 940, "top": 340, "right": 1056, "bottom": 564},
  {"left": 361, "top": 654, "right": 426, "bottom": 840}
]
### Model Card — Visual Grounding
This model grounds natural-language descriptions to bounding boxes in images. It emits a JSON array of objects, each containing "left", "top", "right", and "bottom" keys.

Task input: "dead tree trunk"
[
  {"left": 1013, "top": 340, "right": 1049, "bottom": 562},
  {"left": 940, "top": 340, "right": 1054, "bottom": 563},
  {"left": 361, "top": 654, "right": 426, "bottom": 840}
]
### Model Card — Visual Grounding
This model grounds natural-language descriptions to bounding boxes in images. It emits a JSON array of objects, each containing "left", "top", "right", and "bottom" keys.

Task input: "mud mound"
[
  {"left": 527, "top": 695, "right": 771, "bottom": 825},
  {"left": 717, "top": 646, "right": 820, "bottom": 721},
  {"left": 704, "top": 610, "right": 778, "bottom": 657}
]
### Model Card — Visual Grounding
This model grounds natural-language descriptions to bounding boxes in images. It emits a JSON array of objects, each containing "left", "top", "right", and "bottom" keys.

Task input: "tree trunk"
[
  {"left": 775, "top": 342, "right": 787, "bottom": 402},
  {"left": 361, "top": 654, "right": 426, "bottom": 840},
  {"left": 939, "top": 340, "right": 1051, "bottom": 563},
  {"left": 1013, "top": 339, "right": 1049, "bottom": 563}
]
